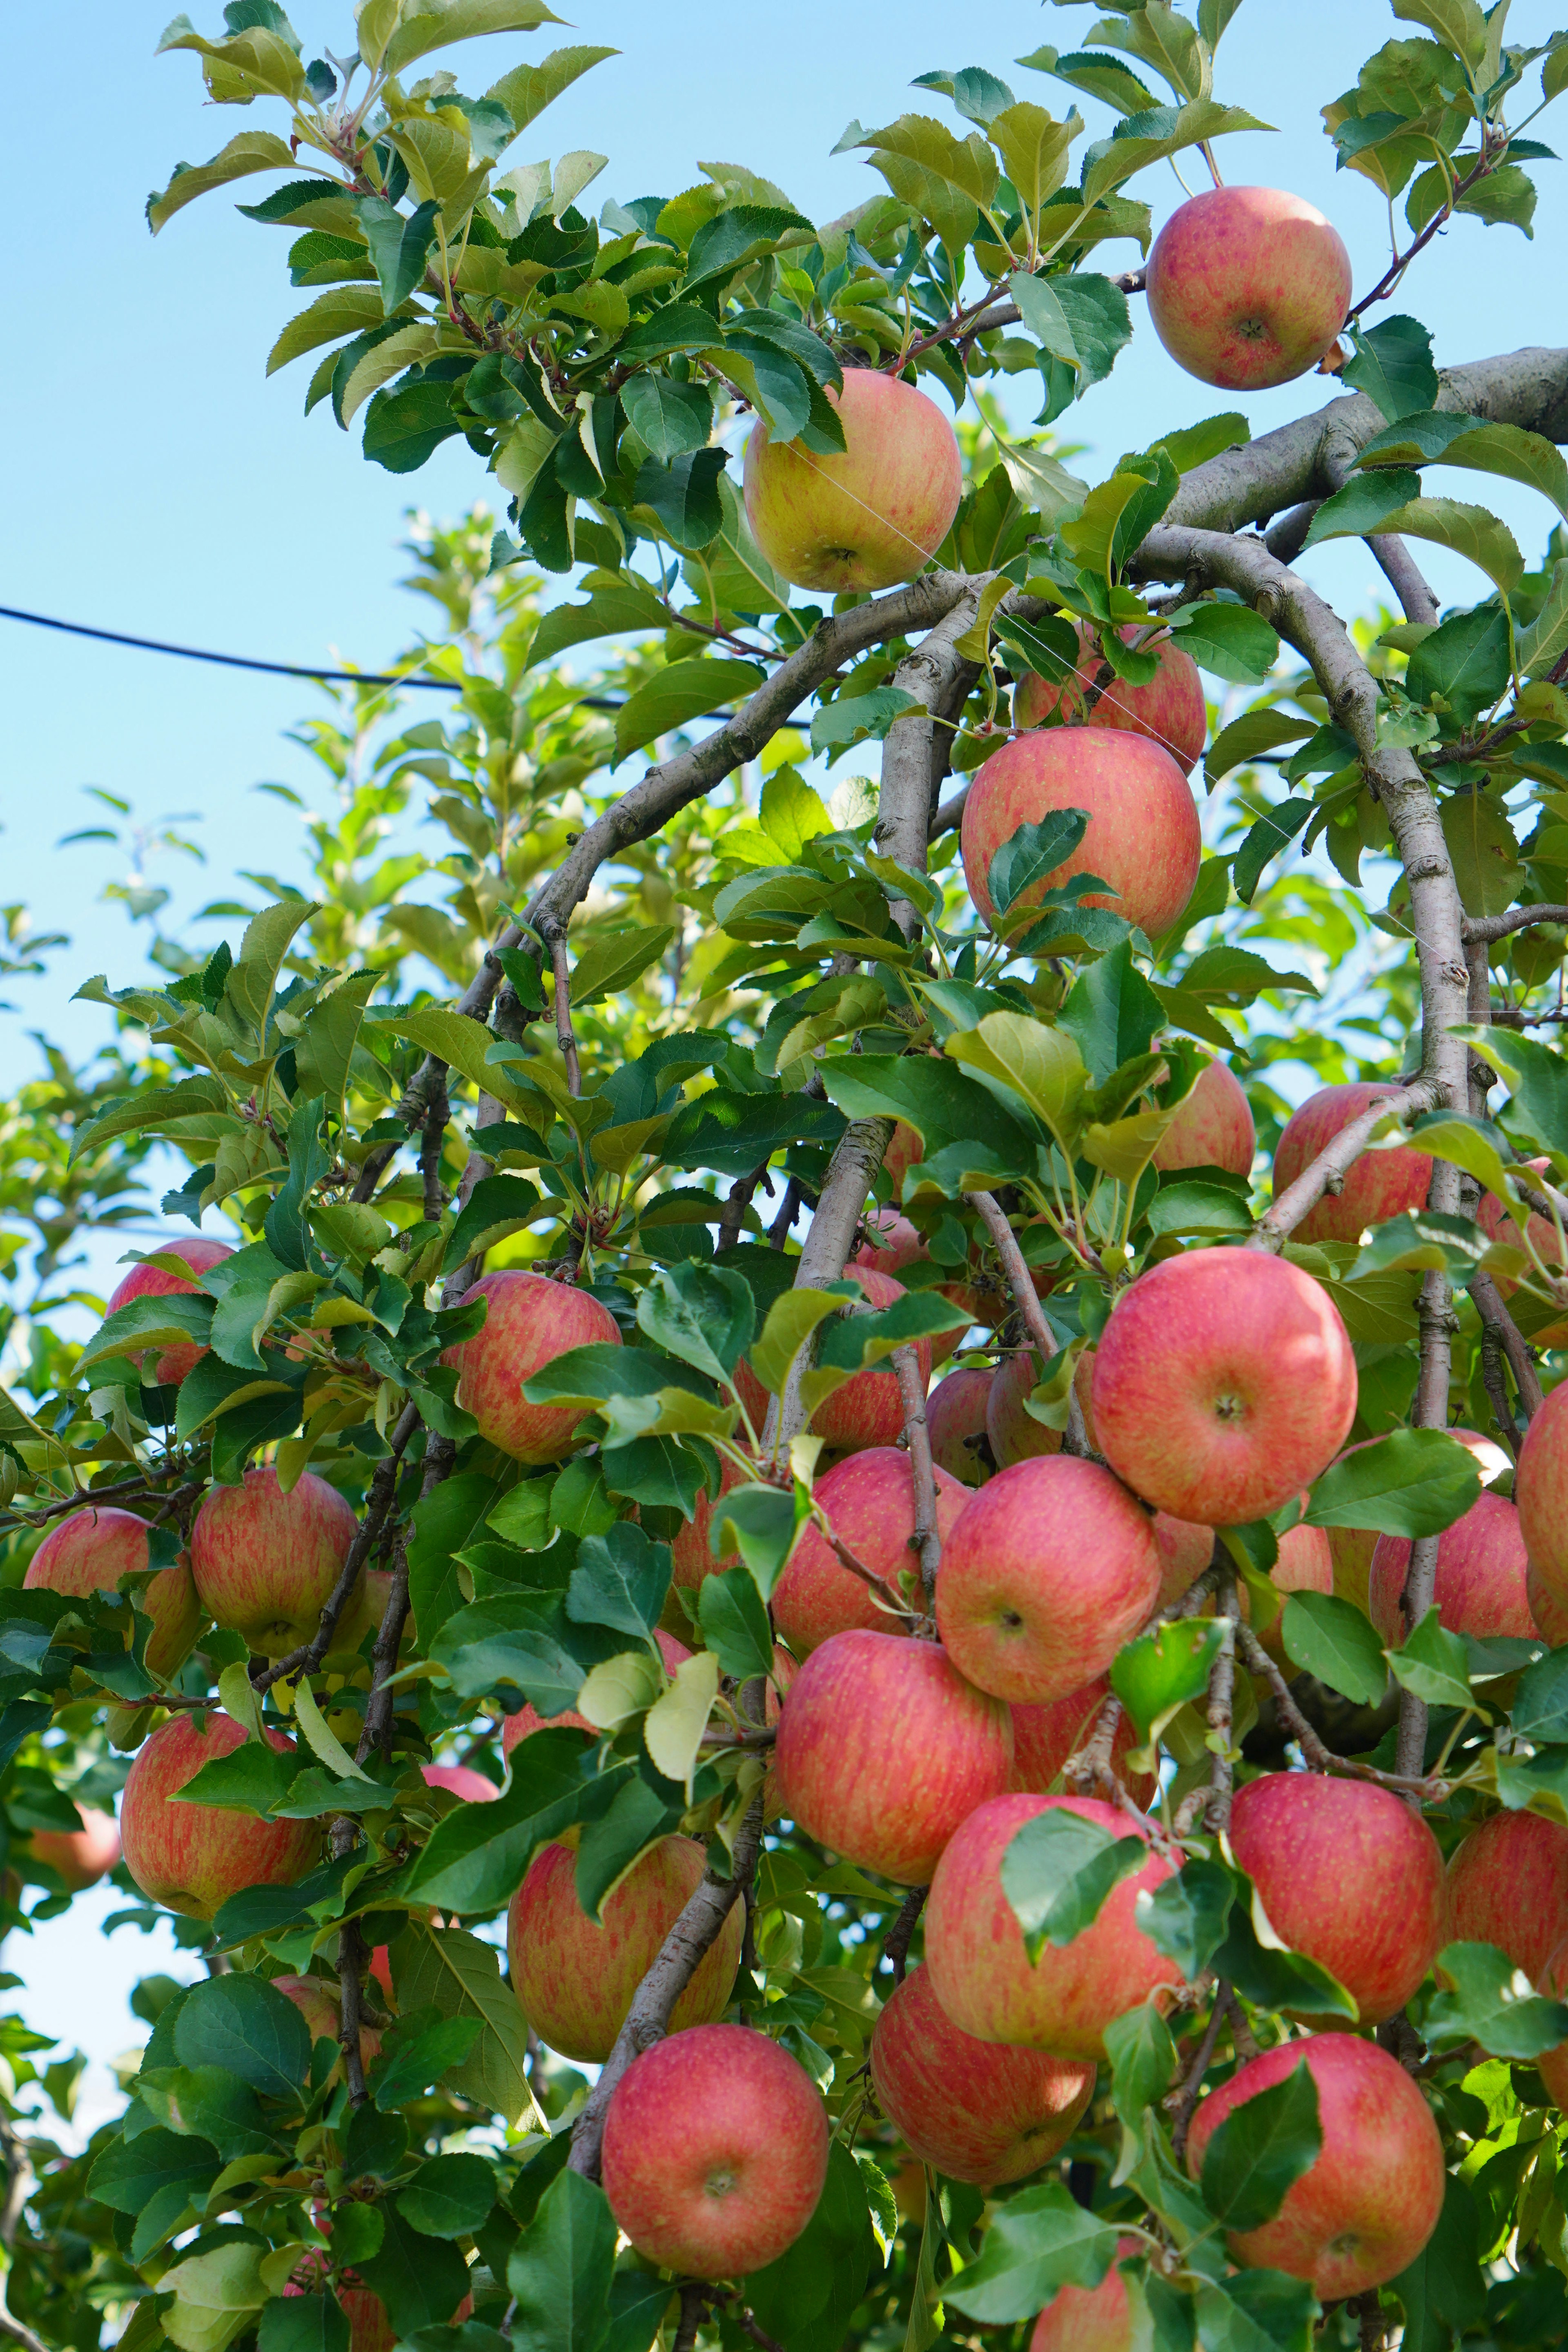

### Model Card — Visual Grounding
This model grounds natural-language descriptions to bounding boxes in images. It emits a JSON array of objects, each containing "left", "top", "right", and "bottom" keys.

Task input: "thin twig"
[
  {"left": 1167, "top": 1985, "right": 1231, "bottom": 2163},
  {"left": 891, "top": 1344, "right": 941, "bottom": 1606},
  {"left": 250, "top": 1403, "right": 417, "bottom": 1695},
  {"left": 1470, "top": 1270, "right": 1544, "bottom": 1425},
  {"left": 1204, "top": 1577, "right": 1237, "bottom": 1835},
  {"left": 545, "top": 927, "right": 581, "bottom": 1096},
  {"left": 1464, "top": 901, "right": 1568, "bottom": 944},
  {"left": 717, "top": 1160, "right": 773, "bottom": 1253},
  {"left": 767, "top": 1176, "right": 804, "bottom": 1249},
  {"left": 418, "top": 1071, "right": 450, "bottom": 1221},
  {"left": 1234, "top": 1621, "right": 1441, "bottom": 1798},
  {"left": 673, "top": 2284, "right": 706, "bottom": 2352},
  {"left": 882, "top": 1886, "right": 927, "bottom": 1986}
]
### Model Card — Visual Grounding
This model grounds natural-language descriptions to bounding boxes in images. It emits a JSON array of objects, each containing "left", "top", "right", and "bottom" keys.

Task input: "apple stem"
[{"left": 1198, "top": 140, "right": 1224, "bottom": 190}]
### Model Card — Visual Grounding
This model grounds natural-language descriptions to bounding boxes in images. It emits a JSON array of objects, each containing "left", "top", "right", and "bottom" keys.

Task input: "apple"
[
  {"left": 885, "top": 1121, "right": 924, "bottom": 1192},
  {"left": 1534, "top": 1936, "right": 1568, "bottom": 2108},
  {"left": 441, "top": 1269, "right": 622, "bottom": 1463},
  {"left": 25, "top": 1806, "right": 121, "bottom": 1892},
  {"left": 851, "top": 1209, "right": 926, "bottom": 1280},
  {"left": 1091, "top": 1247, "right": 1357, "bottom": 1525},
  {"left": 985, "top": 1351, "right": 1065, "bottom": 1469},
  {"left": 773, "top": 1448, "right": 968, "bottom": 1655},
  {"left": 870, "top": 1963, "right": 1095, "bottom": 2187},
  {"left": 1029, "top": 2238, "right": 1143, "bottom": 2352},
  {"left": 190, "top": 1466, "right": 359, "bottom": 1657},
  {"left": 1145, "top": 186, "right": 1354, "bottom": 391},
  {"left": 1477, "top": 1158, "right": 1568, "bottom": 1343},
  {"left": 1154, "top": 1512, "right": 1213, "bottom": 1606},
  {"left": 421, "top": 1762, "right": 498, "bottom": 1803},
  {"left": 272, "top": 1973, "right": 382, "bottom": 2076},
  {"left": 1250, "top": 1522, "right": 1334, "bottom": 1666},
  {"left": 742, "top": 368, "right": 963, "bottom": 594},
  {"left": 1531, "top": 1565, "right": 1568, "bottom": 1647},
  {"left": 670, "top": 1454, "right": 749, "bottom": 1595},
  {"left": 1369, "top": 1490, "right": 1533, "bottom": 1645},
  {"left": 1272, "top": 1082, "right": 1434, "bottom": 1248},
  {"left": 1011, "top": 1677, "right": 1157, "bottom": 1811},
  {"left": 1184, "top": 2034, "right": 1443, "bottom": 2295},
  {"left": 925, "top": 1793, "right": 1180, "bottom": 2058},
  {"left": 1152, "top": 1060, "right": 1256, "bottom": 1178},
  {"left": 1518, "top": 1377, "right": 1568, "bottom": 1613},
  {"left": 508, "top": 1833, "right": 743, "bottom": 2062},
  {"left": 960, "top": 728, "right": 1201, "bottom": 939},
  {"left": 120, "top": 1711, "right": 318, "bottom": 1919},
  {"left": 936, "top": 1457, "right": 1163, "bottom": 1704},
  {"left": 503, "top": 1630, "right": 691, "bottom": 1757},
  {"left": 927, "top": 1367, "right": 994, "bottom": 1486},
  {"left": 602, "top": 2020, "right": 830, "bottom": 2278},
  {"left": 25, "top": 1506, "right": 201, "bottom": 1679},
  {"left": 1014, "top": 623, "right": 1207, "bottom": 776},
  {"left": 1444, "top": 1808, "right": 1568, "bottom": 1980},
  {"left": 1229, "top": 1773, "right": 1444, "bottom": 2024},
  {"left": 734, "top": 1267, "right": 927, "bottom": 1449},
  {"left": 772, "top": 1629, "right": 1013, "bottom": 1885},
  {"left": 106, "top": 1235, "right": 234, "bottom": 1386}
]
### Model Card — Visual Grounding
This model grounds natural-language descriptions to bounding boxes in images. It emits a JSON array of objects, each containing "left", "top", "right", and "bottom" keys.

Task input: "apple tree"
[{"left": 10, "top": 1, "right": 1568, "bottom": 2349}]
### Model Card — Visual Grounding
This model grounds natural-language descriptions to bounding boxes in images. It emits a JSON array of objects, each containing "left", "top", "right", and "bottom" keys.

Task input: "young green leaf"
[
  {"left": 1000, "top": 1808, "right": 1150, "bottom": 1958},
  {"left": 1199, "top": 2058, "right": 1322, "bottom": 2234}
]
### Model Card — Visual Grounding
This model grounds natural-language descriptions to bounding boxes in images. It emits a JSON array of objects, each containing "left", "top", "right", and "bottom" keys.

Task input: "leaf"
[
  {"left": 567, "top": 925, "right": 677, "bottom": 1005},
  {"left": 986, "top": 811, "right": 1090, "bottom": 917},
  {"left": 943, "top": 2183, "right": 1121, "bottom": 2324},
  {"left": 1512, "top": 1648, "right": 1568, "bottom": 1741},
  {"left": 632, "top": 449, "right": 728, "bottom": 554},
  {"left": 396, "top": 2153, "right": 497, "bottom": 2239},
  {"left": 1194, "top": 2274, "right": 1318, "bottom": 2352},
  {"left": 1453, "top": 1022, "right": 1568, "bottom": 1152},
  {"left": 644, "top": 1648, "right": 721, "bottom": 1794},
  {"left": 1359, "top": 412, "right": 1568, "bottom": 522},
  {"left": 1426, "top": 1940, "right": 1568, "bottom": 2059},
  {"left": 697, "top": 1566, "right": 775, "bottom": 1679},
  {"left": 69, "top": 1076, "right": 231, "bottom": 1164},
  {"left": 1389, "top": 0, "right": 1488, "bottom": 63},
  {"left": 1104, "top": 2001, "right": 1177, "bottom": 2179},
  {"left": 1000, "top": 1808, "right": 1149, "bottom": 1959},
  {"left": 378, "top": 1007, "right": 532, "bottom": 1118},
  {"left": 1279, "top": 1593, "right": 1389, "bottom": 1705},
  {"left": 507, "top": 2169, "right": 617, "bottom": 2352},
  {"left": 637, "top": 1261, "right": 754, "bottom": 1383},
  {"left": 710, "top": 1482, "right": 801, "bottom": 1601},
  {"left": 945, "top": 1009, "right": 1089, "bottom": 1142},
  {"left": 363, "top": 377, "right": 464, "bottom": 474},
  {"left": 1389, "top": 2174, "right": 1486, "bottom": 2348},
  {"left": 1303, "top": 466, "right": 1425, "bottom": 548},
  {"left": 486, "top": 44, "right": 619, "bottom": 137},
  {"left": 1304, "top": 1427, "right": 1481, "bottom": 1537},
  {"left": 613, "top": 659, "right": 762, "bottom": 763},
  {"left": 385, "top": 2, "right": 568, "bottom": 76},
  {"left": 293, "top": 1679, "right": 374, "bottom": 1783},
  {"left": 809, "top": 686, "right": 923, "bottom": 762},
  {"left": 568, "top": 1522, "right": 671, "bottom": 1640},
  {"left": 355, "top": 2206, "right": 470, "bottom": 2340},
  {"left": 620, "top": 373, "right": 714, "bottom": 463},
  {"left": 1205, "top": 709, "right": 1315, "bottom": 786},
  {"left": 745, "top": 2138, "right": 879, "bottom": 2352},
  {"left": 1341, "top": 313, "right": 1438, "bottom": 419},
  {"left": 1136, "top": 1858, "right": 1234, "bottom": 1980},
  {"left": 1405, "top": 605, "right": 1511, "bottom": 727},
  {"left": 405, "top": 1732, "right": 618, "bottom": 1915},
  {"left": 394, "top": 1926, "right": 543, "bottom": 2125},
  {"left": 1163, "top": 602, "right": 1280, "bottom": 684},
  {"left": 257, "top": 2298, "right": 348, "bottom": 2352},
  {"left": 991, "top": 104, "right": 1079, "bottom": 228},
  {"left": 171, "top": 1976, "right": 310, "bottom": 2100},
  {"left": 1233, "top": 798, "right": 1314, "bottom": 905},
  {"left": 1112, "top": 1619, "right": 1226, "bottom": 1738},
  {"left": 1081, "top": 100, "right": 1270, "bottom": 207},
  {"left": 1200, "top": 2059, "right": 1322, "bottom": 2233},
  {"left": 148, "top": 134, "right": 303, "bottom": 232},
  {"left": 267, "top": 287, "right": 389, "bottom": 376},
  {"left": 1058, "top": 942, "right": 1164, "bottom": 1086}
]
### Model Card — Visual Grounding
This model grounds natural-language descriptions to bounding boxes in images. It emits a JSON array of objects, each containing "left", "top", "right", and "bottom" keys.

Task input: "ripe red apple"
[
  {"left": 961, "top": 728, "right": 1201, "bottom": 939},
  {"left": 1152, "top": 1059, "right": 1256, "bottom": 1177},
  {"left": 1535, "top": 1936, "right": 1568, "bottom": 2107},
  {"left": 1477, "top": 1158, "right": 1568, "bottom": 1343},
  {"left": 442, "top": 1269, "right": 621, "bottom": 1463},
  {"left": 508, "top": 1834, "right": 743, "bottom": 2062},
  {"left": 1517, "top": 1379, "right": 1568, "bottom": 1612},
  {"left": 1229, "top": 1773, "right": 1444, "bottom": 2024},
  {"left": 885, "top": 1121, "right": 924, "bottom": 1192},
  {"left": 870, "top": 1964, "right": 1096, "bottom": 2187},
  {"left": 1184, "top": 2034, "right": 1443, "bottom": 2295},
  {"left": 421, "top": 1763, "right": 498, "bottom": 1803},
  {"left": 190, "top": 1466, "right": 359, "bottom": 1657},
  {"left": 742, "top": 369, "right": 962, "bottom": 593},
  {"left": 1369, "top": 1489, "right": 1532, "bottom": 1646},
  {"left": 503, "top": 1629, "right": 691, "bottom": 1756},
  {"left": 121, "top": 1711, "right": 317, "bottom": 1919},
  {"left": 1029, "top": 2238, "right": 1142, "bottom": 2352},
  {"left": 851, "top": 1209, "right": 926, "bottom": 1280},
  {"left": 1154, "top": 1512, "right": 1213, "bottom": 1605},
  {"left": 1272, "top": 1082, "right": 1434, "bottom": 1248},
  {"left": 937, "top": 1457, "right": 1163, "bottom": 1704},
  {"left": 1091, "top": 1248, "right": 1357, "bottom": 1525},
  {"left": 926, "top": 1793, "right": 1180, "bottom": 2058},
  {"left": 1011, "top": 1677, "right": 1157, "bottom": 1811},
  {"left": 106, "top": 1235, "right": 234, "bottom": 1385},
  {"left": 927, "top": 1367, "right": 993, "bottom": 1486},
  {"left": 25, "top": 1506, "right": 201, "bottom": 1679},
  {"left": 1444, "top": 1808, "right": 1568, "bottom": 1981},
  {"left": 1146, "top": 187, "right": 1353, "bottom": 391},
  {"left": 603, "top": 2021, "right": 829, "bottom": 2277},
  {"left": 1014, "top": 623, "right": 1207, "bottom": 776},
  {"left": 773, "top": 1630, "right": 1013, "bottom": 1885},
  {"left": 773, "top": 1448, "right": 967, "bottom": 1655},
  {"left": 26, "top": 1806, "right": 121, "bottom": 1892},
  {"left": 985, "top": 1350, "right": 1065, "bottom": 1469},
  {"left": 1530, "top": 1564, "right": 1568, "bottom": 1646},
  {"left": 272, "top": 1973, "right": 382, "bottom": 2076}
]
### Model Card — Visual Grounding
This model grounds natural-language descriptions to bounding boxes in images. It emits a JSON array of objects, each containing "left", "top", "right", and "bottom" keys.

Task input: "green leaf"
[
  {"left": 1195, "top": 2274, "right": 1318, "bottom": 2352},
  {"left": 356, "top": 2206, "right": 471, "bottom": 2340},
  {"left": 943, "top": 2183, "right": 1121, "bottom": 2324},
  {"left": 148, "top": 133, "right": 303, "bottom": 232},
  {"left": 637, "top": 1261, "right": 754, "bottom": 1383},
  {"left": 267, "top": 287, "right": 389, "bottom": 376},
  {"left": 819, "top": 1054, "right": 1037, "bottom": 1172},
  {"left": 711, "top": 1482, "right": 802, "bottom": 1602},
  {"left": 363, "top": 376, "right": 464, "bottom": 474},
  {"left": 522, "top": 581, "right": 669, "bottom": 672},
  {"left": 986, "top": 810, "right": 1090, "bottom": 918},
  {"left": 1081, "top": 100, "right": 1270, "bottom": 208},
  {"left": 1000, "top": 1807, "right": 1149, "bottom": 1959},
  {"left": 89, "top": 2128, "right": 221, "bottom": 2220},
  {"left": 1405, "top": 605, "right": 1511, "bottom": 726},
  {"left": 1426, "top": 1940, "right": 1568, "bottom": 2059},
  {"left": 258, "top": 2295, "right": 348, "bottom": 2352},
  {"left": 1389, "top": 2173, "right": 1485, "bottom": 2347},
  {"left": 356, "top": 195, "right": 440, "bottom": 315},
  {"left": 613, "top": 659, "right": 762, "bottom": 764},
  {"left": 1304, "top": 1425, "right": 1481, "bottom": 1537},
  {"left": 745, "top": 2139, "right": 879, "bottom": 2352},
  {"left": 1232, "top": 799, "right": 1314, "bottom": 905},
  {"left": 1104, "top": 2000, "right": 1177, "bottom": 2178},
  {"left": 1279, "top": 1592, "right": 1389, "bottom": 1706},
  {"left": 632, "top": 449, "right": 728, "bottom": 554},
  {"left": 393, "top": 1926, "right": 542, "bottom": 2126},
  {"left": 1212, "top": 1886, "right": 1359, "bottom": 2022},
  {"left": 697, "top": 1564, "right": 776, "bottom": 1679},
  {"left": 1156, "top": 410, "right": 1250, "bottom": 473},
  {"left": 568, "top": 925, "right": 679, "bottom": 1006},
  {"left": 396, "top": 2153, "right": 497, "bottom": 2239},
  {"left": 1303, "top": 467, "right": 1425, "bottom": 547},
  {"left": 1205, "top": 709, "right": 1315, "bottom": 786},
  {"left": 1059, "top": 940, "right": 1165, "bottom": 1085},
  {"left": 1200, "top": 2058, "right": 1322, "bottom": 2233},
  {"left": 1511, "top": 1647, "right": 1568, "bottom": 1741},
  {"left": 1136, "top": 1858, "right": 1234, "bottom": 1981},
  {"left": 385, "top": 2, "right": 568, "bottom": 76},
  {"left": 1342, "top": 313, "right": 1438, "bottom": 420},
  {"left": 567, "top": 1522, "right": 671, "bottom": 1640},
  {"left": 1112, "top": 1618, "right": 1225, "bottom": 1738},
  {"left": 1357, "top": 411, "right": 1568, "bottom": 521},
  {"left": 620, "top": 373, "right": 714, "bottom": 463},
  {"left": 404, "top": 1732, "right": 615, "bottom": 1915},
  {"left": 171, "top": 1976, "right": 310, "bottom": 2100},
  {"left": 809, "top": 686, "right": 923, "bottom": 764},
  {"left": 69, "top": 1076, "right": 231, "bottom": 1164},
  {"left": 1453, "top": 1022, "right": 1568, "bottom": 1152},
  {"left": 1163, "top": 602, "right": 1280, "bottom": 684},
  {"left": 1386, "top": 1605, "right": 1475, "bottom": 1712}
]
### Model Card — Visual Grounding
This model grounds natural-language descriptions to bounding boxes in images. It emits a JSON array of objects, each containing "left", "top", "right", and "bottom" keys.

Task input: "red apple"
[
  {"left": 742, "top": 369, "right": 962, "bottom": 594},
  {"left": 603, "top": 2021, "right": 830, "bottom": 2277},
  {"left": 1369, "top": 1489, "right": 1532, "bottom": 1645},
  {"left": 851, "top": 1210, "right": 926, "bottom": 1280},
  {"left": 1184, "top": 2034, "right": 1443, "bottom": 2294},
  {"left": 442, "top": 1269, "right": 621, "bottom": 1463},
  {"left": 1014, "top": 623, "right": 1207, "bottom": 776},
  {"left": 936, "top": 1457, "right": 1163, "bottom": 1704},
  {"left": 190, "top": 1466, "right": 359, "bottom": 1657},
  {"left": 272, "top": 1974, "right": 382, "bottom": 2075},
  {"left": 503, "top": 1629, "right": 691, "bottom": 1756},
  {"left": 1091, "top": 1248, "right": 1357, "bottom": 1525},
  {"left": 927, "top": 1367, "right": 993, "bottom": 1487},
  {"left": 1029, "top": 2239, "right": 1142, "bottom": 2352},
  {"left": 885, "top": 1121, "right": 924, "bottom": 1192},
  {"left": 121, "top": 1711, "right": 317, "bottom": 1919},
  {"left": 1444, "top": 1808, "right": 1568, "bottom": 1982},
  {"left": 773, "top": 1448, "right": 967, "bottom": 1655},
  {"left": 26, "top": 1806, "right": 121, "bottom": 1892},
  {"left": 961, "top": 728, "right": 1201, "bottom": 939},
  {"left": 985, "top": 1350, "right": 1065, "bottom": 1469},
  {"left": 1011, "top": 1677, "right": 1157, "bottom": 1810},
  {"left": 925, "top": 1793, "right": 1180, "bottom": 2058},
  {"left": 1517, "top": 1379, "right": 1568, "bottom": 1613},
  {"left": 772, "top": 1630, "right": 1013, "bottom": 1885},
  {"left": 1272, "top": 1082, "right": 1433, "bottom": 1248},
  {"left": 1477, "top": 1158, "right": 1568, "bottom": 1343},
  {"left": 421, "top": 1763, "right": 498, "bottom": 1803},
  {"left": 25, "top": 1506, "right": 201, "bottom": 1679},
  {"left": 671, "top": 1455, "right": 748, "bottom": 1592},
  {"left": 1250, "top": 1521, "right": 1334, "bottom": 1666},
  {"left": 508, "top": 1834, "right": 743, "bottom": 2062},
  {"left": 1154, "top": 1512, "right": 1213, "bottom": 1606},
  {"left": 106, "top": 1235, "right": 234, "bottom": 1385},
  {"left": 1229, "top": 1773, "right": 1444, "bottom": 2024},
  {"left": 1152, "top": 1059, "right": 1256, "bottom": 1177},
  {"left": 870, "top": 1964, "right": 1096, "bottom": 2187},
  {"left": 1146, "top": 187, "right": 1353, "bottom": 391},
  {"left": 1530, "top": 1564, "right": 1568, "bottom": 1647},
  {"left": 1534, "top": 1936, "right": 1568, "bottom": 2108}
]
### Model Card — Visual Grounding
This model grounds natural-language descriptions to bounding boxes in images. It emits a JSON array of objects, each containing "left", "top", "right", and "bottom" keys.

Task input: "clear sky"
[{"left": 4, "top": 0, "right": 1568, "bottom": 2097}]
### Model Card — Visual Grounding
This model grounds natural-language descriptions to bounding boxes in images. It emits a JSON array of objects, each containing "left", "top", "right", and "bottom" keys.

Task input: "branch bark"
[
  {"left": 891, "top": 1344, "right": 942, "bottom": 1605},
  {"left": 1247, "top": 1081, "right": 1439, "bottom": 1252}
]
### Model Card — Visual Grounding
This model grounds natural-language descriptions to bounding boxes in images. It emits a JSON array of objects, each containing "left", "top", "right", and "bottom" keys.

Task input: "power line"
[{"left": 0, "top": 601, "right": 463, "bottom": 690}]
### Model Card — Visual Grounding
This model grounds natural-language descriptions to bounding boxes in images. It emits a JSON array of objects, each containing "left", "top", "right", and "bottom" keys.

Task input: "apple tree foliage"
[{"left": 9, "top": 1, "right": 1568, "bottom": 2349}]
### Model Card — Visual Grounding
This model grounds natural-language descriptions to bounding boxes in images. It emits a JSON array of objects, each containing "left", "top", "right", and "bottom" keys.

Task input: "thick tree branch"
[
  {"left": 766, "top": 1118, "right": 893, "bottom": 1454},
  {"left": 1464, "top": 902, "right": 1568, "bottom": 943},
  {"left": 873, "top": 585, "right": 986, "bottom": 940},
  {"left": 1247, "top": 1081, "right": 1439, "bottom": 1252}
]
